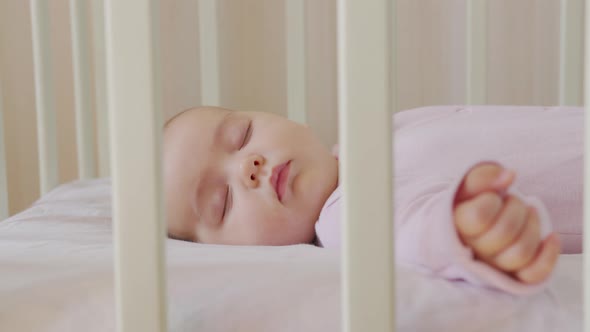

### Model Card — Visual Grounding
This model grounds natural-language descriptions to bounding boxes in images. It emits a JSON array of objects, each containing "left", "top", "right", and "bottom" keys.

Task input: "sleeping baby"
[{"left": 163, "top": 105, "right": 583, "bottom": 295}]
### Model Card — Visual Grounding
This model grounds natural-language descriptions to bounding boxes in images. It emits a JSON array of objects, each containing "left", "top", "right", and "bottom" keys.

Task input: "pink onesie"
[{"left": 314, "top": 105, "right": 583, "bottom": 295}]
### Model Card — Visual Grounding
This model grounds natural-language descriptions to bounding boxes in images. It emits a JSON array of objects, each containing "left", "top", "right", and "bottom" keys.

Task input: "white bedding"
[{"left": 0, "top": 179, "right": 582, "bottom": 331}]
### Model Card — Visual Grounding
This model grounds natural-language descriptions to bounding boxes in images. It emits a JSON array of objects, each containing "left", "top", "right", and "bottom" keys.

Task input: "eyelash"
[
  {"left": 222, "top": 120, "right": 252, "bottom": 221},
  {"left": 222, "top": 186, "right": 231, "bottom": 220},
  {"left": 240, "top": 121, "right": 252, "bottom": 149}
]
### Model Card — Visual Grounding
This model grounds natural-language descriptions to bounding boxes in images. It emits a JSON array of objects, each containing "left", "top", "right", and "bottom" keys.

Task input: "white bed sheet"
[{"left": 0, "top": 179, "right": 582, "bottom": 332}]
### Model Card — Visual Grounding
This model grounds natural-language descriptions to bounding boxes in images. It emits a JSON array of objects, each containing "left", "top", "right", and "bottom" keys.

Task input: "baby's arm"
[
  {"left": 316, "top": 148, "right": 560, "bottom": 294},
  {"left": 453, "top": 163, "right": 560, "bottom": 284}
]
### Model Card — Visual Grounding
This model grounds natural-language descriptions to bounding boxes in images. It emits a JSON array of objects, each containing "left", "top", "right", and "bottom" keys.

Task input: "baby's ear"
[{"left": 331, "top": 144, "right": 339, "bottom": 159}]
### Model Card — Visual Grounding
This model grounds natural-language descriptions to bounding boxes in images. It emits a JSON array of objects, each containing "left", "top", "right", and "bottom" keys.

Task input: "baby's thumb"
[{"left": 454, "top": 164, "right": 515, "bottom": 204}]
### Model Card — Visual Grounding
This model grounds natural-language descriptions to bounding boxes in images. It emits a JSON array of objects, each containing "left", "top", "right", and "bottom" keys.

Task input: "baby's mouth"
[{"left": 270, "top": 160, "right": 292, "bottom": 202}]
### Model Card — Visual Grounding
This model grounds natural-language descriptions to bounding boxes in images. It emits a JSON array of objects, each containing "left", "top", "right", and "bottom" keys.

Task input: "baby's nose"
[{"left": 240, "top": 154, "right": 265, "bottom": 188}]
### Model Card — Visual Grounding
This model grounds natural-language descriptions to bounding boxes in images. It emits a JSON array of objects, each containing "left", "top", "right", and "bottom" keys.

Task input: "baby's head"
[{"left": 163, "top": 106, "right": 338, "bottom": 245}]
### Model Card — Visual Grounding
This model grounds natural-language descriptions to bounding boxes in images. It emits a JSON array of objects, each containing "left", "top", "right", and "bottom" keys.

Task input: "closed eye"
[
  {"left": 221, "top": 185, "right": 232, "bottom": 221},
  {"left": 240, "top": 121, "right": 252, "bottom": 149}
]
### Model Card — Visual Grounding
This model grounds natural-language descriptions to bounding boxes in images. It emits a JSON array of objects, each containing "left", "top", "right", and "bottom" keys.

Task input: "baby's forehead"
[
  {"left": 167, "top": 107, "right": 230, "bottom": 131},
  {"left": 165, "top": 109, "right": 232, "bottom": 152},
  {"left": 165, "top": 107, "right": 240, "bottom": 173}
]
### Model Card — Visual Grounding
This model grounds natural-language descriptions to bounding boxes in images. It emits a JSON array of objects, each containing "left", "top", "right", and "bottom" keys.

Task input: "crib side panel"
[{"left": 104, "top": 0, "right": 167, "bottom": 331}]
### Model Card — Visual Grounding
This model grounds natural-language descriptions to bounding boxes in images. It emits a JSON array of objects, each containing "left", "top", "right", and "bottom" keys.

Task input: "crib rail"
[
  {"left": 286, "top": 0, "right": 307, "bottom": 124},
  {"left": 91, "top": 0, "right": 111, "bottom": 178},
  {"left": 197, "top": 0, "right": 220, "bottom": 106},
  {"left": 104, "top": 0, "right": 167, "bottom": 331},
  {"left": 30, "top": 0, "right": 58, "bottom": 195},
  {"left": 560, "top": 0, "right": 584, "bottom": 106},
  {"left": 0, "top": 82, "right": 7, "bottom": 220},
  {"left": 584, "top": 0, "right": 590, "bottom": 330},
  {"left": 70, "top": 0, "right": 96, "bottom": 179},
  {"left": 338, "top": 0, "right": 395, "bottom": 330},
  {"left": 466, "top": 0, "right": 487, "bottom": 104}
]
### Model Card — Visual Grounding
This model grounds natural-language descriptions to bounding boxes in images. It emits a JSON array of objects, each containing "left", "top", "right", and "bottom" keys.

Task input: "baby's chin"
[{"left": 272, "top": 226, "right": 317, "bottom": 246}]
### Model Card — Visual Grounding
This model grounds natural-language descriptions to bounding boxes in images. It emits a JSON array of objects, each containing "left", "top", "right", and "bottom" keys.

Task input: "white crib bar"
[
  {"left": 92, "top": 0, "right": 111, "bottom": 178},
  {"left": 338, "top": 0, "right": 395, "bottom": 331},
  {"left": 198, "top": 0, "right": 220, "bottom": 106},
  {"left": 104, "top": 1, "right": 167, "bottom": 331},
  {"left": 584, "top": 0, "right": 590, "bottom": 328},
  {"left": 286, "top": 0, "right": 307, "bottom": 124},
  {"left": 559, "top": 0, "right": 583, "bottom": 106},
  {"left": 466, "top": 0, "right": 487, "bottom": 105},
  {"left": 30, "top": 0, "right": 59, "bottom": 195},
  {"left": 0, "top": 82, "right": 8, "bottom": 220},
  {"left": 70, "top": 0, "right": 96, "bottom": 179}
]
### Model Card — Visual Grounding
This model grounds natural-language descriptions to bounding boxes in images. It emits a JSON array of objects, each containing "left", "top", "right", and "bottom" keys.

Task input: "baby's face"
[{"left": 164, "top": 107, "right": 338, "bottom": 245}]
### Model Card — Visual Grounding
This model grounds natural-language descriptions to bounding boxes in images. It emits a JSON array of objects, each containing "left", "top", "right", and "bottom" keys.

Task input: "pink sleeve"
[
  {"left": 314, "top": 187, "right": 343, "bottom": 249},
  {"left": 395, "top": 162, "right": 553, "bottom": 295},
  {"left": 315, "top": 162, "right": 554, "bottom": 296}
]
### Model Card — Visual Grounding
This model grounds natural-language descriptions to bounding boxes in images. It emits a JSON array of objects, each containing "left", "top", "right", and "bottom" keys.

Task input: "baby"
[{"left": 164, "top": 105, "right": 583, "bottom": 294}]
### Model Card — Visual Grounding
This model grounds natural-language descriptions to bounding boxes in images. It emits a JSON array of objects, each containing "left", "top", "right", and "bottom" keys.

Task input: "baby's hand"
[{"left": 453, "top": 163, "right": 561, "bottom": 284}]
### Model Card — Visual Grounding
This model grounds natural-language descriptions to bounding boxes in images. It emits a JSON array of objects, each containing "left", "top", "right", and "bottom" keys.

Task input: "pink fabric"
[{"left": 315, "top": 105, "right": 583, "bottom": 295}]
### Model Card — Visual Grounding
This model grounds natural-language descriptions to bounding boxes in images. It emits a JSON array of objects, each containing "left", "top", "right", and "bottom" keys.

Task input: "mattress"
[{"left": 0, "top": 179, "right": 582, "bottom": 331}]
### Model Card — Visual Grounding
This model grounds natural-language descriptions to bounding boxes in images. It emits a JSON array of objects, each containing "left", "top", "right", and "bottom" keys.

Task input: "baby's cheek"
[
  {"left": 240, "top": 198, "right": 284, "bottom": 225},
  {"left": 238, "top": 209, "right": 293, "bottom": 245},
  {"left": 293, "top": 171, "right": 324, "bottom": 212}
]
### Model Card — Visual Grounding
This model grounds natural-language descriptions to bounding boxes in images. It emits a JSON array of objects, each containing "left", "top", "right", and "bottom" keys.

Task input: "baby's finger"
[
  {"left": 454, "top": 192, "right": 503, "bottom": 238},
  {"left": 454, "top": 163, "right": 514, "bottom": 203},
  {"left": 514, "top": 233, "right": 560, "bottom": 284},
  {"left": 492, "top": 207, "right": 541, "bottom": 271},
  {"left": 468, "top": 195, "right": 528, "bottom": 257}
]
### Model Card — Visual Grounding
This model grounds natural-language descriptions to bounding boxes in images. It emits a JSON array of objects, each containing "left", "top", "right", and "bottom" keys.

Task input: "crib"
[{"left": 0, "top": 0, "right": 587, "bottom": 331}]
